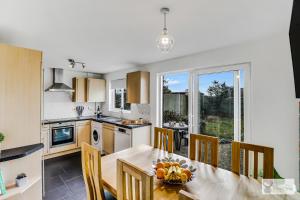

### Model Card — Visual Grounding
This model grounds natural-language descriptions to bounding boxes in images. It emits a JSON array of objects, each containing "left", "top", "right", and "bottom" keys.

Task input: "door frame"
[
  {"left": 156, "top": 62, "right": 252, "bottom": 148},
  {"left": 191, "top": 63, "right": 251, "bottom": 142}
]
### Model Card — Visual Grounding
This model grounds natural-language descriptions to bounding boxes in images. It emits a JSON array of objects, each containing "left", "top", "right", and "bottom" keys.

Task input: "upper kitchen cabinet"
[
  {"left": 126, "top": 71, "right": 150, "bottom": 104},
  {"left": 86, "top": 78, "right": 106, "bottom": 102},
  {"left": 72, "top": 77, "right": 86, "bottom": 102},
  {"left": 0, "top": 44, "right": 42, "bottom": 149}
]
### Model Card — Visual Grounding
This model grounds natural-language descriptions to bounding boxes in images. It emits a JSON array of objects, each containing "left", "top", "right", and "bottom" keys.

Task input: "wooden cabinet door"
[
  {"left": 77, "top": 124, "right": 91, "bottom": 147},
  {"left": 102, "top": 124, "right": 114, "bottom": 154},
  {"left": 72, "top": 77, "right": 86, "bottom": 102},
  {"left": 87, "top": 78, "right": 106, "bottom": 102},
  {"left": 126, "top": 71, "right": 150, "bottom": 104},
  {"left": 0, "top": 44, "right": 42, "bottom": 149}
]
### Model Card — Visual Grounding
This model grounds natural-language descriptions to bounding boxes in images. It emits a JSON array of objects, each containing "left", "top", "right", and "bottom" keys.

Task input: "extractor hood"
[{"left": 45, "top": 68, "right": 74, "bottom": 92}]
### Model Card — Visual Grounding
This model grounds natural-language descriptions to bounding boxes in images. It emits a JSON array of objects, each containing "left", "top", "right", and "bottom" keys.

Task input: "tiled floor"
[
  {"left": 43, "top": 152, "right": 87, "bottom": 200},
  {"left": 43, "top": 152, "right": 115, "bottom": 200}
]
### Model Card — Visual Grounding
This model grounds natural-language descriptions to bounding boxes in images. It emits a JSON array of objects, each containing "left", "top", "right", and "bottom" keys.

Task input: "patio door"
[{"left": 191, "top": 65, "right": 247, "bottom": 170}]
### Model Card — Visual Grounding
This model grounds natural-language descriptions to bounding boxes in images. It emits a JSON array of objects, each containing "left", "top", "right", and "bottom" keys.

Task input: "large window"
[
  {"left": 159, "top": 64, "right": 249, "bottom": 171},
  {"left": 110, "top": 79, "right": 131, "bottom": 111}
]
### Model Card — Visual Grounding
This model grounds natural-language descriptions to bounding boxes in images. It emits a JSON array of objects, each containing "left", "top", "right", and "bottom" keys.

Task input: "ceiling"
[{"left": 0, "top": 0, "right": 293, "bottom": 73}]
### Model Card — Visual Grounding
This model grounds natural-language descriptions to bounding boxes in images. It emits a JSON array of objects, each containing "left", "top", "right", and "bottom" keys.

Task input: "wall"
[
  {"left": 143, "top": 32, "right": 298, "bottom": 186},
  {"left": 43, "top": 68, "right": 103, "bottom": 120},
  {"left": 102, "top": 67, "right": 151, "bottom": 121}
]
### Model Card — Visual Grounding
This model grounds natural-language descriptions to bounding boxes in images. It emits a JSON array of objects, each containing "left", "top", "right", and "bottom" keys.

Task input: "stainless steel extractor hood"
[{"left": 45, "top": 68, "right": 74, "bottom": 92}]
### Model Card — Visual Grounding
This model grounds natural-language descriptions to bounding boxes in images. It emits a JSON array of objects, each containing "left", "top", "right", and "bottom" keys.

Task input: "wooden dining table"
[{"left": 101, "top": 145, "right": 299, "bottom": 200}]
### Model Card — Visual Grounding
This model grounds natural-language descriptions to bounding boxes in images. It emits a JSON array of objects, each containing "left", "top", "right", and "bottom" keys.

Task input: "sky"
[{"left": 164, "top": 70, "right": 244, "bottom": 93}]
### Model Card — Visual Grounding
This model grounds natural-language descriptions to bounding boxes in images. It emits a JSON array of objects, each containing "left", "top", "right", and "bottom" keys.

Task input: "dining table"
[{"left": 101, "top": 144, "right": 300, "bottom": 200}]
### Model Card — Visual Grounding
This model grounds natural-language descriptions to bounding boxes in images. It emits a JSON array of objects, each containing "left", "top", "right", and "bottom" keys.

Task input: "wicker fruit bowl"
[{"left": 153, "top": 157, "right": 196, "bottom": 185}]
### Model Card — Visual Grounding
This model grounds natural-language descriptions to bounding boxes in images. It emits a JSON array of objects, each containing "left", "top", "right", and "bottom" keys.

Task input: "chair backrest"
[
  {"left": 231, "top": 141, "right": 274, "bottom": 179},
  {"left": 81, "top": 142, "right": 106, "bottom": 200},
  {"left": 154, "top": 127, "right": 174, "bottom": 153},
  {"left": 189, "top": 133, "right": 219, "bottom": 167},
  {"left": 179, "top": 190, "right": 198, "bottom": 200},
  {"left": 117, "top": 159, "right": 154, "bottom": 200}
]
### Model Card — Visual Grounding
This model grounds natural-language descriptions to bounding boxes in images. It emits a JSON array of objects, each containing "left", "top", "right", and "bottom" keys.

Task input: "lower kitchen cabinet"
[
  {"left": 102, "top": 123, "right": 115, "bottom": 154},
  {"left": 76, "top": 120, "right": 91, "bottom": 147}
]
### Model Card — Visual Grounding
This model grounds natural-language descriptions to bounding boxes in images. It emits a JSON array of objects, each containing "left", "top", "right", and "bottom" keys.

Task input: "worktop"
[
  {"left": 0, "top": 143, "right": 44, "bottom": 162},
  {"left": 42, "top": 116, "right": 151, "bottom": 129}
]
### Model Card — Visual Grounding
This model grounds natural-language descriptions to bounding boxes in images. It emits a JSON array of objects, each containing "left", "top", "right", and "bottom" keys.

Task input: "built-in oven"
[{"left": 50, "top": 122, "right": 75, "bottom": 148}]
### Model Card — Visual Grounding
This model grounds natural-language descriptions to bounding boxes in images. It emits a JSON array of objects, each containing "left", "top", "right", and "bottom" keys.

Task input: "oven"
[{"left": 50, "top": 122, "right": 75, "bottom": 148}]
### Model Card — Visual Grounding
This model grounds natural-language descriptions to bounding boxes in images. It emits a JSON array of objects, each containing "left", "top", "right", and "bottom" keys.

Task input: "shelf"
[{"left": 0, "top": 176, "right": 40, "bottom": 200}]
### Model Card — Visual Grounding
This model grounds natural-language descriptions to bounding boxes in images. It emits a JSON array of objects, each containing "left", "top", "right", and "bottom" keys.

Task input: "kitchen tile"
[
  {"left": 44, "top": 184, "right": 71, "bottom": 200},
  {"left": 65, "top": 176, "right": 86, "bottom": 194},
  {"left": 45, "top": 175, "right": 65, "bottom": 192}
]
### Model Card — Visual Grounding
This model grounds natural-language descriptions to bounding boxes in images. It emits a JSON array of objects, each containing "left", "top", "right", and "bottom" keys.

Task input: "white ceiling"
[{"left": 0, "top": 0, "right": 293, "bottom": 73}]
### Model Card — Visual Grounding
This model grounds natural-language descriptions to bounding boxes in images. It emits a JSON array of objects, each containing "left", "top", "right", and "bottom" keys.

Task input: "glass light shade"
[{"left": 157, "top": 29, "right": 174, "bottom": 52}]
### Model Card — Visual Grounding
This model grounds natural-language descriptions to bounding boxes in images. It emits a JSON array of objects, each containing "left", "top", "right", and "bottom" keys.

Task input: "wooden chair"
[
  {"left": 231, "top": 141, "right": 274, "bottom": 179},
  {"left": 154, "top": 127, "right": 174, "bottom": 153},
  {"left": 189, "top": 133, "right": 219, "bottom": 167},
  {"left": 117, "top": 159, "right": 154, "bottom": 200},
  {"left": 81, "top": 142, "right": 106, "bottom": 200},
  {"left": 179, "top": 190, "right": 198, "bottom": 200}
]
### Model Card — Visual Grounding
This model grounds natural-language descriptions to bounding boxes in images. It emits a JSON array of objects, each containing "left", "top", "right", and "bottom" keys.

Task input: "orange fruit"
[
  {"left": 156, "top": 162, "right": 164, "bottom": 169},
  {"left": 171, "top": 162, "right": 180, "bottom": 167},
  {"left": 156, "top": 168, "right": 165, "bottom": 179},
  {"left": 180, "top": 173, "right": 188, "bottom": 182},
  {"left": 182, "top": 168, "right": 192, "bottom": 179},
  {"left": 163, "top": 162, "right": 171, "bottom": 168}
]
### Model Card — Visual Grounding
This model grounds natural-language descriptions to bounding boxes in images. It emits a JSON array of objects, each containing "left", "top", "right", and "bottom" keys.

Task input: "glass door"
[
  {"left": 161, "top": 72, "right": 190, "bottom": 157},
  {"left": 193, "top": 68, "right": 245, "bottom": 170}
]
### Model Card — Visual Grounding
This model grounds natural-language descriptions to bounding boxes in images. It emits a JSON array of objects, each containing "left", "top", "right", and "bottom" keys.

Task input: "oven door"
[{"left": 51, "top": 126, "right": 75, "bottom": 147}]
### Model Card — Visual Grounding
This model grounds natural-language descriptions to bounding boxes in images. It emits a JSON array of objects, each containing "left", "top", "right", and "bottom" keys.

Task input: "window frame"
[{"left": 109, "top": 88, "right": 131, "bottom": 113}]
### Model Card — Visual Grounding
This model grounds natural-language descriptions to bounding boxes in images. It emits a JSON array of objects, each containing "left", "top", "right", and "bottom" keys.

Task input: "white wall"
[
  {"left": 43, "top": 68, "right": 103, "bottom": 120},
  {"left": 144, "top": 32, "right": 298, "bottom": 186},
  {"left": 102, "top": 67, "right": 151, "bottom": 121}
]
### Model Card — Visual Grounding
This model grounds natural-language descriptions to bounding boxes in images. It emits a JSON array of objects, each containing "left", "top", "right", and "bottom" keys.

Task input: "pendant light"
[{"left": 157, "top": 7, "right": 174, "bottom": 52}]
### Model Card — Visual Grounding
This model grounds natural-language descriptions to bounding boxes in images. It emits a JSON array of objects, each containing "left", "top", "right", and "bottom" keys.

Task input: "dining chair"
[
  {"left": 117, "top": 159, "right": 154, "bottom": 200},
  {"left": 154, "top": 127, "right": 174, "bottom": 153},
  {"left": 189, "top": 133, "right": 219, "bottom": 167},
  {"left": 179, "top": 190, "right": 198, "bottom": 200},
  {"left": 231, "top": 141, "right": 274, "bottom": 179},
  {"left": 81, "top": 142, "right": 115, "bottom": 200}
]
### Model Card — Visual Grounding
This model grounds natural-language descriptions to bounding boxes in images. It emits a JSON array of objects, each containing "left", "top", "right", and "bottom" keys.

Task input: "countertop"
[
  {"left": 0, "top": 143, "right": 44, "bottom": 162},
  {"left": 42, "top": 116, "right": 152, "bottom": 129}
]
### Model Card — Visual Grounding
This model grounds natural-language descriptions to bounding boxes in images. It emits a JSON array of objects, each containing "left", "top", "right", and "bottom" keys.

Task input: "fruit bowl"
[{"left": 153, "top": 156, "right": 196, "bottom": 185}]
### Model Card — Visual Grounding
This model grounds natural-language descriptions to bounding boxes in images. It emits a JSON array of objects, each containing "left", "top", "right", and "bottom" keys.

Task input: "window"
[
  {"left": 112, "top": 88, "right": 131, "bottom": 111},
  {"left": 110, "top": 79, "right": 131, "bottom": 111}
]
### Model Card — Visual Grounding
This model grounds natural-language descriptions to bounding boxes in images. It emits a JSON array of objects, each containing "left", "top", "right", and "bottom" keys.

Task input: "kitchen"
[
  {"left": 1, "top": 1, "right": 300, "bottom": 200},
  {"left": 42, "top": 67, "right": 152, "bottom": 156}
]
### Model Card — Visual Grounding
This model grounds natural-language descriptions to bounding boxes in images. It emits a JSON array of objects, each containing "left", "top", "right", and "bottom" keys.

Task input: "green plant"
[{"left": 0, "top": 132, "right": 5, "bottom": 143}]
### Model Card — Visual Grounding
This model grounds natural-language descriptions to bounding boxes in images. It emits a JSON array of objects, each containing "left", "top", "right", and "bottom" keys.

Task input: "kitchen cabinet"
[
  {"left": 126, "top": 71, "right": 150, "bottom": 104},
  {"left": 86, "top": 78, "right": 106, "bottom": 102},
  {"left": 0, "top": 44, "right": 42, "bottom": 149},
  {"left": 102, "top": 123, "right": 115, "bottom": 154},
  {"left": 72, "top": 77, "right": 86, "bottom": 102},
  {"left": 76, "top": 120, "right": 91, "bottom": 147}
]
